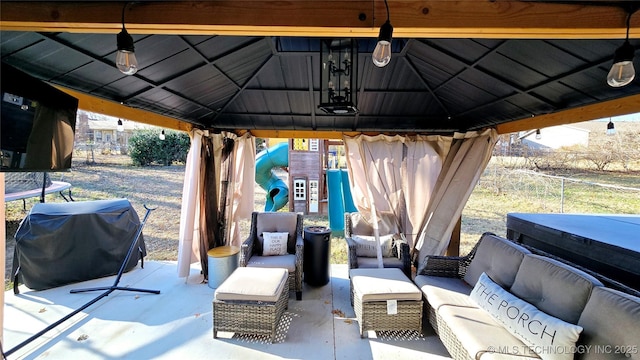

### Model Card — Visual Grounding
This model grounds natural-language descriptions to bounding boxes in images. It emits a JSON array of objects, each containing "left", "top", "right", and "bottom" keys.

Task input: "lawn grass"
[{"left": 5, "top": 153, "right": 639, "bottom": 289}]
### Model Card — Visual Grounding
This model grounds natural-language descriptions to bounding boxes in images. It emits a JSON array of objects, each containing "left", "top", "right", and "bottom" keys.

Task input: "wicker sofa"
[{"left": 415, "top": 232, "right": 640, "bottom": 360}]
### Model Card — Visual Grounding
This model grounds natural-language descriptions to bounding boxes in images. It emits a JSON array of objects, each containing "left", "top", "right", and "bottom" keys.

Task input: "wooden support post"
[
  {"left": 1, "top": 172, "right": 6, "bottom": 343},
  {"left": 446, "top": 216, "right": 462, "bottom": 257}
]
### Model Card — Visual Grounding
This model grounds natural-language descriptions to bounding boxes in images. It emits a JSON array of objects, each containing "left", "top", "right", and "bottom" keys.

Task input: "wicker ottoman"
[
  {"left": 350, "top": 267, "right": 423, "bottom": 338},
  {"left": 213, "top": 267, "right": 289, "bottom": 343}
]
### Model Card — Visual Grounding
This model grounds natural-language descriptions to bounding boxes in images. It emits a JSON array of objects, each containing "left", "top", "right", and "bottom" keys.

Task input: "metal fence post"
[{"left": 560, "top": 178, "right": 565, "bottom": 213}]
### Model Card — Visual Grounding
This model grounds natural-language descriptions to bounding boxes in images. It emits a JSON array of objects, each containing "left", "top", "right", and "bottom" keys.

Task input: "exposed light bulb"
[
  {"left": 606, "top": 120, "right": 617, "bottom": 135},
  {"left": 535, "top": 129, "right": 542, "bottom": 140},
  {"left": 117, "top": 119, "right": 124, "bottom": 132},
  {"left": 372, "top": 20, "right": 393, "bottom": 68},
  {"left": 607, "top": 39, "right": 635, "bottom": 87},
  {"left": 607, "top": 60, "right": 635, "bottom": 87},
  {"left": 116, "top": 28, "right": 138, "bottom": 75},
  {"left": 372, "top": 41, "right": 391, "bottom": 67},
  {"left": 159, "top": 130, "right": 166, "bottom": 140}
]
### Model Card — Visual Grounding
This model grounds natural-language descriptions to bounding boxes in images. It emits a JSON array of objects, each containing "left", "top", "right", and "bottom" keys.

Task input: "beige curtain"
[
  {"left": 177, "top": 129, "right": 205, "bottom": 278},
  {"left": 414, "top": 129, "right": 498, "bottom": 272},
  {"left": 177, "top": 130, "right": 255, "bottom": 278},
  {"left": 344, "top": 134, "right": 449, "bottom": 248},
  {"left": 227, "top": 133, "right": 256, "bottom": 247}
]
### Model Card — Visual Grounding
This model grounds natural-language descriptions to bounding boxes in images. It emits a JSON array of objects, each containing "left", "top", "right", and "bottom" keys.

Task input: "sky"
[{"left": 593, "top": 113, "right": 640, "bottom": 122}]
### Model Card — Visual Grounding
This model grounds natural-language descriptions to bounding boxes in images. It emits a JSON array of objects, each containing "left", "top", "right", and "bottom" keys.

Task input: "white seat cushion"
[
  {"left": 351, "top": 268, "right": 421, "bottom": 302},
  {"left": 215, "top": 267, "right": 288, "bottom": 302},
  {"left": 414, "top": 274, "right": 476, "bottom": 310},
  {"left": 438, "top": 305, "right": 538, "bottom": 360}
]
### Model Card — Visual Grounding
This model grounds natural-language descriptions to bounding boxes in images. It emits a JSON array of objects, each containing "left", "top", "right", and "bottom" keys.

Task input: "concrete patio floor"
[{"left": 3, "top": 262, "right": 450, "bottom": 359}]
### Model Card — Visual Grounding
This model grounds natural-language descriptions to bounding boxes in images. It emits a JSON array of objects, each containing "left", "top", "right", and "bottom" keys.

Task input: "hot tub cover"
[{"left": 12, "top": 198, "right": 146, "bottom": 290}]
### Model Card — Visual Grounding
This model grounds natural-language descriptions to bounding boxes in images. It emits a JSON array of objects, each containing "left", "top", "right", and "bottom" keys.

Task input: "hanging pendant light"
[
  {"left": 372, "top": 0, "right": 393, "bottom": 67},
  {"left": 117, "top": 119, "right": 124, "bottom": 132},
  {"left": 159, "top": 130, "right": 166, "bottom": 140},
  {"left": 607, "top": 11, "right": 635, "bottom": 87},
  {"left": 318, "top": 39, "right": 359, "bottom": 114},
  {"left": 606, "top": 120, "right": 617, "bottom": 135},
  {"left": 116, "top": 3, "right": 138, "bottom": 75}
]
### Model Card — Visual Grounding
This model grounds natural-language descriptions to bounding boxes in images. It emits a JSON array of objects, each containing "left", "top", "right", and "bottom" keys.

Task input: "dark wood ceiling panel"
[
  {"left": 163, "top": 65, "right": 236, "bottom": 110},
  {"left": 55, "top": 61, "right": 124, "bottom": 93},
  {"left": 406, "top": 52, "right": 463, "bottom": 90},
  {"left": 436, "top": 78, "right": 499, "bottom": 116},
  {"left": 547, "top": 39, "right": 621, "bottom": 63},
  {"left": 131, "top": 35, "right": 189, "bottom": 71},
  {"left": 280, "top": 56, "right": 312, "bottom": 89},
  {"left": 424, "top": 39, "right": 495, "bottom": 64},
  {"left": 137, "top": 49, "right": 205, "bottom": 83},
  {"left": 365, "top": 59, "right": 426, "bottom": 91},
  {"left": 287, "top": 91, "right": 313, "bottom": 115},
  {"left": 497, "top": 40, "right": 586, "bottom": 78},
  {"left": 56, "top": 33, "right": 117, "bottom": 58},
  {"left": 190, "top": 36, "right": 261, "bottom": 62},
  {"left": 95, "top": 76, "right": 152, "bottom": 101},
  {"left": 456, "top": 70, "right": 514, "bottom": 101},
  {"left": 251, "top": 58, "right": 287, "bottom": 88},
  {"left": 3, "top": 39, "right": 90, "bottom": 79},
  {"left": 0, "top": 31, "right": 42, "bottom": 54},
  {"left": 477, "top": 52, "right": 548, "bottom": 90},
  {"left": 215, "top": 40, "right": 272, "bottom": 86}
]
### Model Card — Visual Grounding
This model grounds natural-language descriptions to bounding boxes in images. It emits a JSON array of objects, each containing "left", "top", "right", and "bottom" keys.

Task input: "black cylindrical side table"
[{"left": 303, "top": 226, "right": 332, "bottom": 286}]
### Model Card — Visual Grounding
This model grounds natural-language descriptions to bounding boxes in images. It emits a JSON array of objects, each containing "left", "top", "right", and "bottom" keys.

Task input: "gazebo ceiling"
[{"left": 2, "top": 1, "right": 640, "bottom": 137}]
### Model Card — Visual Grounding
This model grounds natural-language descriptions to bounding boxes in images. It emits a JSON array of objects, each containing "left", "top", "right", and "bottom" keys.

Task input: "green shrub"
[{"left": 129, "top": 130, "right": 190, "bottom": 166}]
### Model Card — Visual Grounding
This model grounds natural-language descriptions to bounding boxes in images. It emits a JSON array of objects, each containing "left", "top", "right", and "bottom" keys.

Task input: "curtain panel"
[
  {"left": 344, "top": 134, "right": 449, "bottom": 248},
  {"left": 344, "top": 129, "right": 497, "bottom": 272},
  {"left": 177, "top": 130, "right": 255, "bottom": 279},
  {"left": 414, "top": 129, "right": 498, "bottom": 272}
]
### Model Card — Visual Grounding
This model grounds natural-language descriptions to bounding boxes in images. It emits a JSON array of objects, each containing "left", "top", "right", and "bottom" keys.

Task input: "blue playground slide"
[{"left": 255, "top": 142, "right": 289, "bottom": 212}]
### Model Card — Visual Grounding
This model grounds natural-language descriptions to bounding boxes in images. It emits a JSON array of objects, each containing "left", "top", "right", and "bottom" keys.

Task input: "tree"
[{"left": 129, "top": 130, "right": 190, "bottom": 166}]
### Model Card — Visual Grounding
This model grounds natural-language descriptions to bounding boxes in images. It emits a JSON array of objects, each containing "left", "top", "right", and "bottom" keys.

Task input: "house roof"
[{"left": 2, "top": 1, "right": 640, "bottom": 138}]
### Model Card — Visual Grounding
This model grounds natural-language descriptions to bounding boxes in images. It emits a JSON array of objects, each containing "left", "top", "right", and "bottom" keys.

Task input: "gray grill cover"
[{"left": 12, "top": 198, "right": 146, "bottom": 290}]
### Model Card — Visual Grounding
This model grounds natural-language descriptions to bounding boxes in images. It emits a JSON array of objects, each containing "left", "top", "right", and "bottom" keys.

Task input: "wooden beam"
[
  {"left": 54, "top": 86, "right": 193, "bottom": 132},
  {"left": 1, "top": 1, "right": 638, "bottom": 39},
  {"left": 1, "top": 173, "right": 4, "bottom": 344},
  {"left": 496, "top": 94, "right": 640, "bottom": 134},
  {"left": 240, "top": 129, "right": 360, "bottom": 140}
]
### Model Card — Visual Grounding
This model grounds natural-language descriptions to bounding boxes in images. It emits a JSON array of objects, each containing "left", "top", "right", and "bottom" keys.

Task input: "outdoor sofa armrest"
[
  {"left": 418, "top": 255, "right": 467, "bottom": 278},
  {"left": 239, "top": 236, "right": 254, "bottom": 267},
  {"left": 397, "top": 240, "right": 411, "bottom": 277},
  {"left": 295, "top": 233, "right": 304, "bottom": 267},
  {"left": 345, "top": 236, "right": 359, "bottom": 271}
]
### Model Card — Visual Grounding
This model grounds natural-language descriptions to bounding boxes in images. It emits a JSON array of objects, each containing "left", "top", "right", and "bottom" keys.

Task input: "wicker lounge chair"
[
  {"left": 239, "top": 211, "right": 304, "bottom": 300},
  {"left": 344, "top": 212, "right": 411, "bottom": 278}
]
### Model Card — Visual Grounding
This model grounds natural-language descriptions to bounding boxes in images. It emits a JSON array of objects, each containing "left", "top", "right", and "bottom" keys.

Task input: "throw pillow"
[
  {"left": 262, "top": 232, "right": 289, "bottom": 256},
  {"left": 470, "top": 272, "right": 583, "bottom": 360},
  {"left": 351, "top": 234, "right": 394, "bottom": 257}
]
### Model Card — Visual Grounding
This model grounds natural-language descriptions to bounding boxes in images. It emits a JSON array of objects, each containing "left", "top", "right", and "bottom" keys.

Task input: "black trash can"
[{"left": 304, "top": 226, "right": 332, "bottom": 286}]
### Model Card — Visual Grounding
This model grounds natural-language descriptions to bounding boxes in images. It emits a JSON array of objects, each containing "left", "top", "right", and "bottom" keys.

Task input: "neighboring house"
[{"left": 75, "top": 111, "right": 143, "bottom": 153}]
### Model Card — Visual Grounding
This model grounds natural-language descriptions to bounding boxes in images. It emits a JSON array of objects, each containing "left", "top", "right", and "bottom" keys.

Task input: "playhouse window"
[
  {"left": 294, "top": 179, "right": 306, "bottom": 200},
  {"left": 309, "top": 139, "right": 319, "bottom": 152}
]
